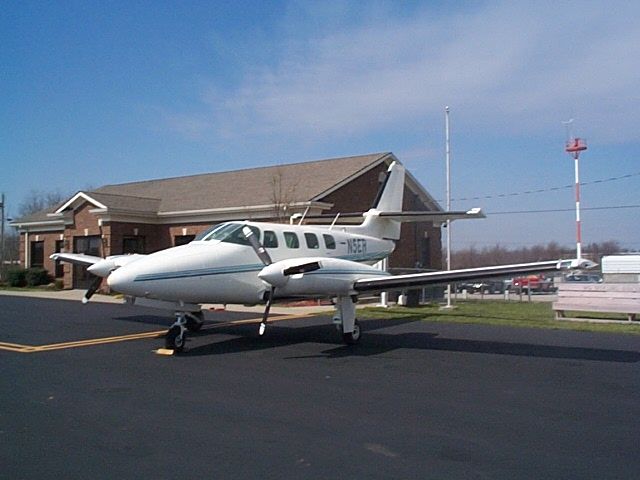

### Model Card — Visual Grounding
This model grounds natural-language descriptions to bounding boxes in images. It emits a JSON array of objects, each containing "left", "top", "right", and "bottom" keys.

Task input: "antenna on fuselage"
[{"left": 329, "top": 213, "right": 341, "bottom": 230}]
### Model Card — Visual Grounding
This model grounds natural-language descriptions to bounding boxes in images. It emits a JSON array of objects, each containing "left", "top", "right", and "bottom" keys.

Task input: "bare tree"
[
  {"left": 450, "top": 240, "right": 626, "bottom": 269},
  {"left": 18, "top": 190, "right": 67, "bottom": 217},
  {"left": 270, "top": 168, "right": 299, "bottom": 223}
]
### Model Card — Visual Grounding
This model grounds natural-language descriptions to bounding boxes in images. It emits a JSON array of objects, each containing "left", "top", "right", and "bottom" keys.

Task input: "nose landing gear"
[{"left": 164, "top": 311, "right": 205, "bottom": 352}]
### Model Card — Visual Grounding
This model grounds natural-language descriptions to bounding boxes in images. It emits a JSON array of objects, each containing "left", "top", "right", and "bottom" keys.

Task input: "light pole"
[
  {"left": 444, "top": 106, "right": 452, "bottom": 308},
  {"left": 0, "top": 193, "right": 5, "bottom": 280}
]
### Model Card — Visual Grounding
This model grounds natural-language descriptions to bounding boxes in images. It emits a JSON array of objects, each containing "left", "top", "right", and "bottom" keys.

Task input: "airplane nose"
[{"left": 107, "top": 267, "right": 136, "bottom": 295}]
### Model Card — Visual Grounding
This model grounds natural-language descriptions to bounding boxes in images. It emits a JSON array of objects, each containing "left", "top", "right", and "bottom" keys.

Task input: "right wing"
[{"left": 354, "top": 259, "right": 596, "bottom": 294}]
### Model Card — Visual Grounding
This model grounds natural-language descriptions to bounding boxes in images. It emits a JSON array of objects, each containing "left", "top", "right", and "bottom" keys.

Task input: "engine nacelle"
[{"left": 258, "top": 257, "right": 388, "bottom": 297}]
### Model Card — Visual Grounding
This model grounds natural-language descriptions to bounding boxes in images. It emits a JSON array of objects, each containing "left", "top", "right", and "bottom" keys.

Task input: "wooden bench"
[{"left": 553, "top": 283, "right": 640, "bottom": 323}]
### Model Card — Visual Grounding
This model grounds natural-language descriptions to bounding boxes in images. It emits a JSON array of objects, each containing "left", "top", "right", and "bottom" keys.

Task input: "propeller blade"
[
  {"left": 259, "top": 287, "right": 275, "bottom": 336},
  {"left": 243, "top": 226, "right": 272, "bottom": 266},
  {"left": 82, "top": 275, "right": 103, "bottom": 304},
  {"left": 283, "top": 261, "right": 321, "bottom": 276}
]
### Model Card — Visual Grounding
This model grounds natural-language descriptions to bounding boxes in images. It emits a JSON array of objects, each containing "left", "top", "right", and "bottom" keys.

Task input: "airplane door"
[{"left": 72, "top": 236, "right": 102, "bottom": 289}]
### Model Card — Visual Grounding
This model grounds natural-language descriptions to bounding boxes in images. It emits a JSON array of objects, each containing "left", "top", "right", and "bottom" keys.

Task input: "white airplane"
[{"left": 52, "top": 162, "right": 594, "bottom": 352}]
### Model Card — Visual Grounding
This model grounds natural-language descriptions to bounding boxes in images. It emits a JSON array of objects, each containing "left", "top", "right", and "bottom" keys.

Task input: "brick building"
[{"left": 11, "top": 152, "right": 443, "bottom": 290}]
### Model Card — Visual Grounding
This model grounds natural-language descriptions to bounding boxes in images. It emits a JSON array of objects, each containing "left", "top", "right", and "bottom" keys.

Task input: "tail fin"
[{"left": 348, "top": 161, "right": 405, "bottom": 240}]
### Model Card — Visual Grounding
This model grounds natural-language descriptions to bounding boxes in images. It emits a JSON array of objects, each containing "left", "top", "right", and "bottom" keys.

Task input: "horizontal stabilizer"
[
  {"left": 293, "top": 208, "right": 484, "bottom": 225},
  {"left": 375, "top": 208, "right": 485, "bottom": 223}
]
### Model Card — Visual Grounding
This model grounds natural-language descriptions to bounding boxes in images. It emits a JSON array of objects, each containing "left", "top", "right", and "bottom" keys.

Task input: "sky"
[{"left": 2, "top": 0, "right": 639, "bottom": 251}]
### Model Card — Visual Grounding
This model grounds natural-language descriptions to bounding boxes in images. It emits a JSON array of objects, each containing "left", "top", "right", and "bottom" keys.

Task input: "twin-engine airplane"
[{"left": 52, "top": 162, "right": 594, "bottom": 352}]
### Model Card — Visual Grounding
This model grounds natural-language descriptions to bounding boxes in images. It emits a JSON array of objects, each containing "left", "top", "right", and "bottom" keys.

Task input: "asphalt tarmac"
[{"left": 1, "top": 295, "right": 639, "bottom": 479}]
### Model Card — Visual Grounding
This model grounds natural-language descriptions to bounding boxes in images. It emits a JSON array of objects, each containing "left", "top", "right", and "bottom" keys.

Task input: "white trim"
[{"left": 55, "top": 192, "right": 108, "bottom": 213}]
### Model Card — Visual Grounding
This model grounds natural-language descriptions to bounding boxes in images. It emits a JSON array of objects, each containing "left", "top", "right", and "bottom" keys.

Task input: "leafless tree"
[
  {"left": 270, "top": 168, "right": 299, "bottom": 223},
  {"left": 18, "top": 190, "right": 67, "bottom": 217}
]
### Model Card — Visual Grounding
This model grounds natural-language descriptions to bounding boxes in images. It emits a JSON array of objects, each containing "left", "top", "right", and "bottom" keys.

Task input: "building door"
[
  {"left": 54, "top": 240, "right": 65, "bottom": 278},
  {"left": 73, "top": 236, "right": 101, "bottom": 289}
]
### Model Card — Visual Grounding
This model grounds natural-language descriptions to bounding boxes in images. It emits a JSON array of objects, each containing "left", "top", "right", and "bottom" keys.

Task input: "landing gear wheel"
[
  {"left": 165, "top": 325, "right": 186, "bottom": 352},
  {"left": 342, "top": 319, "right": 361, "bottom": 345},
  {"left": 185, "top": 311, "right": 204, "bottom": 332}
]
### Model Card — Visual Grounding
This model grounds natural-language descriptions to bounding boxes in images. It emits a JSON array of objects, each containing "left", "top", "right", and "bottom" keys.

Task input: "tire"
[
  {"left": 165, "top": 325, "right": 185, "bottom": 352},
  {"left": 342, "top": 319, "right": 361, "bottom": 345}
]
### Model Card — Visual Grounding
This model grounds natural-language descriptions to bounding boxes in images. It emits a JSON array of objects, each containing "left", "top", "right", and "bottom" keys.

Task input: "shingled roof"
[
  {"left": 90, "top": 152, "right": 392, "bottom": 213},
  {"left": 13, "top": 152, "right": 415, "bottom": 227}
]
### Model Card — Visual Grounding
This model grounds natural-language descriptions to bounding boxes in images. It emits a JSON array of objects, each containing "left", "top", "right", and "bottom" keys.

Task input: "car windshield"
[{"left": 195, "top": 223, "right": 260, "bottom": 246}]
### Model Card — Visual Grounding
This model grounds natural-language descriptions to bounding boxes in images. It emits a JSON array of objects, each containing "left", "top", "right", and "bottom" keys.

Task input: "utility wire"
[
  {"left": 438, "top": 171, "right": 640, "bottom": 203},
  {"left": 488, "top": 204, "right": 640, "bottom": 215}
]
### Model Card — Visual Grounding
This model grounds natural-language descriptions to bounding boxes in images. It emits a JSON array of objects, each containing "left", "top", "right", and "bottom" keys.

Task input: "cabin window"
[
  {"left": 263, "top": 230, "right": 278, "bottom": 248},
  {"left": 323, "top": 234, "right": 336, "bottom": 250},
  {"left": 304, "top": 233, "right": 319, "bottom": 249},
  {"left": 284, "top": 232, "right": 300, "bottom": 249}
]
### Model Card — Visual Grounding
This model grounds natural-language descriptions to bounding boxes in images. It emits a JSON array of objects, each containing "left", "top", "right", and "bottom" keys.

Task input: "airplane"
[{"left": 51, "top": 162, "right": 595, "bottom": 352}]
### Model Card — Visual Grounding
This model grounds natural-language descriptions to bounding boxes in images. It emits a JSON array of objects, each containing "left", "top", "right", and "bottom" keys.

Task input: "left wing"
[
  {"left": 353, "top": 259, "right": 596, "bottom": 294},
  {"left": 50, "top": 252, "right": 104, "bottom": 267}
]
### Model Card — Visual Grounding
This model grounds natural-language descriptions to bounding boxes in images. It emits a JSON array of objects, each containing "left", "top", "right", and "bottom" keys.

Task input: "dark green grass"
[{"left": 361, "top": 300, "right": 640, "bottom": 336}]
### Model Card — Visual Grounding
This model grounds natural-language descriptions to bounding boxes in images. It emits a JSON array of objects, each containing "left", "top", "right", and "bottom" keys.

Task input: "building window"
[
  {"left": 304, "top": 233, "right": 319, "bottom": 249},
  {"left": 174, "top": 235, "right": 195, "bottom": 246},
  {"left": 74, "top": 236, "right": 102, "bottom": 256},
  {"left": 263, "top": 230, "right": 278, "bottom": 248},
  {"left": 123, "top": 236, "right": 145, "bottom": 254},
  {"left": 283, "top": 232, "right": 299, "bottom": 249},
  {"left": 323, "top": 234, "right": 336, "bottom": 250},
  {"left": 54, "top": 240, "right": 65, "bottom": 277},
  {"left": 30, "top": 241, "right": 44, "bottom": 268}
]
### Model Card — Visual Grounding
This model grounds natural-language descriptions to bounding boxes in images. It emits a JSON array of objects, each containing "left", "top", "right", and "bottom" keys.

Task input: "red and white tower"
[{"left": 565, "top": 137, "right": 587, "bottom": 259}]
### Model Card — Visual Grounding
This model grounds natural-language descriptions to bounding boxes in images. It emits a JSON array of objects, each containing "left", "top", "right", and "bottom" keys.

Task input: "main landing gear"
[
  {"left": 333, "top": 295, "right": 362, "bottom": 345},
  {"left": 165, "top": 311, "right": 204, "bottom": 352}
]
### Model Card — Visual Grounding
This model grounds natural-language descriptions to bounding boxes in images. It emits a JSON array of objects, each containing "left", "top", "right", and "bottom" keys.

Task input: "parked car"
[
  {"left": 564, "top": 273, "right": 603, "bottom": 283},
  {"left": 510, "top": 274, "right": 555, "bottom": 294}
]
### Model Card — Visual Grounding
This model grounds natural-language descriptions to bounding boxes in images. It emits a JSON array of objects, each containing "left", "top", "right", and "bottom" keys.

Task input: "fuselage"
[{"left": 107, "top": 221, "right": 395, "bottom": 304}]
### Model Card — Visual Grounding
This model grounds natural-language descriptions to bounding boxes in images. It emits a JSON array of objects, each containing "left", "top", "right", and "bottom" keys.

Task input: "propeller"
[
  {"left": 83, "top": 275, "right": 103, "bottom": 304},
  {"left": 243, "top": 226, "right": 323, "bottom": 336},
  {"left": 83, "top": 220, "right": 108, "bottom": 303},
  {"left": 243, "top": 226, "right": 274, "bottom": 335}
]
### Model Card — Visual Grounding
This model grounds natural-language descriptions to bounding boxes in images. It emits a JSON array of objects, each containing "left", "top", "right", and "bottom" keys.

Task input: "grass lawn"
[{"left": 361, "top": 300, "right": 640, "bottom": 336}]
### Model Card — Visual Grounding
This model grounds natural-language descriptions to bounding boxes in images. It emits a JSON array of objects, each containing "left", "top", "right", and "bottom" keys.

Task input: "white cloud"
[{"left": 164, "top": 1, "right": 640, "bottom": 145}]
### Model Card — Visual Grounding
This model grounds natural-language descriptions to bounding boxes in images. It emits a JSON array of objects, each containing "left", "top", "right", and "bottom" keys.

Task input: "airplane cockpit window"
[{"left": 195, "top": 223, "right": 261, "bottom": 246}]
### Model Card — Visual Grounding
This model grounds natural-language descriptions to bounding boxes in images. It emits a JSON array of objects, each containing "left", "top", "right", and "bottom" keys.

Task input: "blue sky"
[{"left": 2, "top": 0, "right": 639, "bottom": 250}]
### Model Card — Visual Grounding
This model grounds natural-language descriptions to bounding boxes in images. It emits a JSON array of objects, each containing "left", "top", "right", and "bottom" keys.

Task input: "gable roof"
[
  {"left": 11, "top": 152, "right": 441, "bottom": 229},
  {"left": 90, "top": 152, "right": 392, "bottom": 213}
]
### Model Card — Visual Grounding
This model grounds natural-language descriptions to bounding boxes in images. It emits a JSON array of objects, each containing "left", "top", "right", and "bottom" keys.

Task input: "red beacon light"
[{"left": 565, "top": 138, "right": 587, "bottom": 157}]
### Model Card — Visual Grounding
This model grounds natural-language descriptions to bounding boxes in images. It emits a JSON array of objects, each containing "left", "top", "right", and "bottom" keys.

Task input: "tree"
[
  {"left": 270, "top": 168, "right": 299, "bottom": 223},
  {"left": 18, "top": 190, "right": 67, "bottom": 217}
]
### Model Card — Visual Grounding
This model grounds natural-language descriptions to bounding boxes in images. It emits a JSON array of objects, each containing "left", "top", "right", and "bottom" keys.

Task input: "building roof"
[
  {"left": 90, "top": 152, "right": 391, "bottom": 213},
  {"left": 11, "top": 152, "right": 441, "bottom": 228}
]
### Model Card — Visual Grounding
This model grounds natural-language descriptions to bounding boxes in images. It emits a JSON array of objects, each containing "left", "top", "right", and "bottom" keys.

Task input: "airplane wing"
[
  {"left": 50, "top": 252, "right": 104, "bottom": 266},
  {"left": 353, "top": 259, "right": 595, "bottom": 294}
]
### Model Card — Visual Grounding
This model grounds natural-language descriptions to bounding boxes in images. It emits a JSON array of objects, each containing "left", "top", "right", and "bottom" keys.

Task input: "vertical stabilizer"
[{"left": 348, "top": 161, "right": 405, "bottom": 240}]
